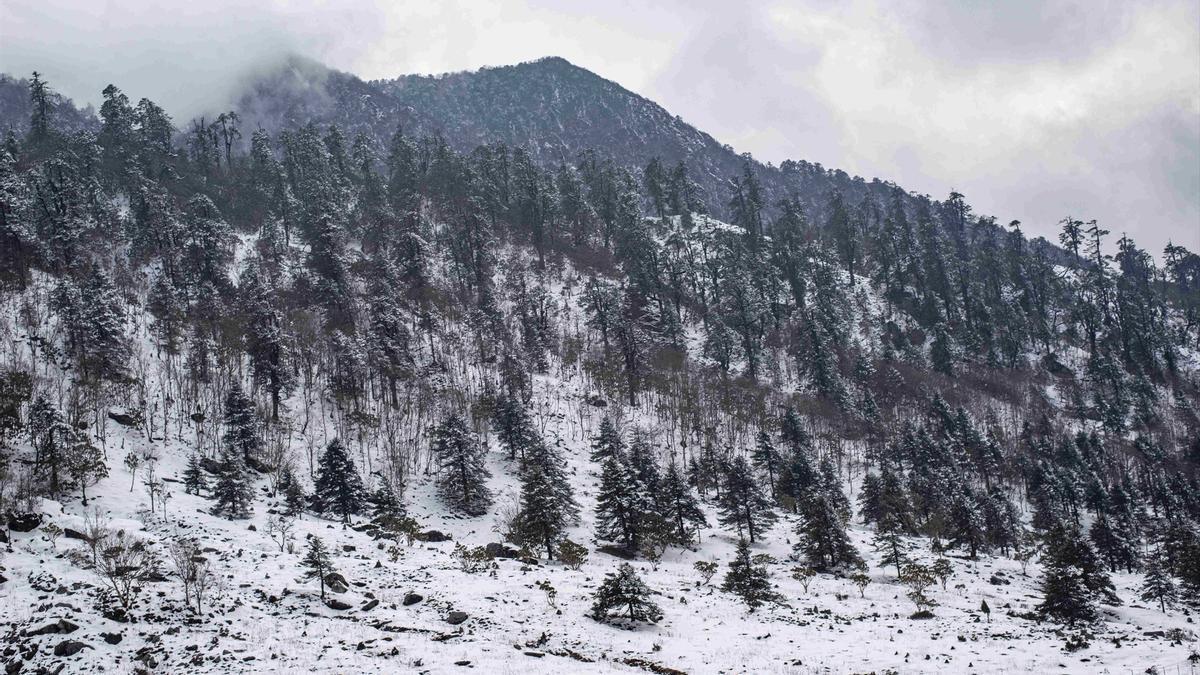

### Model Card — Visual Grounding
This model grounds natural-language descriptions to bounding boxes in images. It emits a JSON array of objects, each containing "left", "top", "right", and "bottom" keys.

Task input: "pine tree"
[
  {"left": 64, "top": 431, "right": 107, "bottom": 506},
  {"left": 797, "top": 490, "right": 863, "bottom": 572},
  {"left": 1036, "top": 524, "right": 1118, "bottom": 623},
  {"left": 77, "top": 268, "right": 129, "bottom": 383},
  {"left": 752, "top": 430, "right": 782, "bottom": 499},
  {"left": 722, "top": 538, "right": 780, "bottom": 610},
  {"left": 300, "top": 536, "right": 335, "bottom": 600},
  {"left": 514, "top": 457, "right": 572, "bottom": 560},
  {"left": 590, "top": 563, "right": 662, "bottom": 625},
  {"left": 1037, "top": 558, "right": 1096, "bottom": 625},
  {"left": 278, "top": 464, "right": 307, "bottom": 517},
  {"left": 660, "top": 460, "right": 708, "bottom": 545},
  {"left": 371, "top": 481, "right": 406, "bottom": 529},
  {"left": 626, "top": 437, "right": 662, "bottom": 499},
  {"left": 873, "top": 513, "right": 911, "bottom": 577},
  {"left": 182, "top": 453, "right": 207, "bottom": 496},
  {"left": 717, "top": 455, "right": 777, "bottom": 543},
  {"left": 595, "top": 454, "right": 642, "bottom": 550},
  {"left": 221, "top": 381, "right": 260, "bottom": 466},
  {"left": 432, "top": 412, "right": 492, "bottom": 516},
  {"left": 212, "top": 441, "right": 254, "bottom": 519},
  {"left": 309, "top": 438, "right": 366, "bottom": 524},
  {"left": 1139, "top": 546, "right": 1178, "bottom": 612}
]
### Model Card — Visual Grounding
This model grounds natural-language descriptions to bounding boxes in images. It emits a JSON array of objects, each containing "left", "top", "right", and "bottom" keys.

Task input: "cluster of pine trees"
[{"left": 0, "top": 73, "right": 1197, "bottom": 626}]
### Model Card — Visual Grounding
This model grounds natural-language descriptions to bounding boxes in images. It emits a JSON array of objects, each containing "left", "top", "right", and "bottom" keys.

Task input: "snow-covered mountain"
[{"left": 0, "top": 56, "right": 1197, "bottom": 675}]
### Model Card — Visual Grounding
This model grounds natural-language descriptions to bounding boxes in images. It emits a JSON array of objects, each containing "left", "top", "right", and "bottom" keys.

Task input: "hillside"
[{"left": 0, "top": 63, "right": 1198, "bottom": 675}]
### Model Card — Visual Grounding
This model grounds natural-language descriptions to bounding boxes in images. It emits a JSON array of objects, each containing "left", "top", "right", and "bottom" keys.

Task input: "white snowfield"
[{"left": 2, "top": 375, "right": 1196, "bottom": 675}]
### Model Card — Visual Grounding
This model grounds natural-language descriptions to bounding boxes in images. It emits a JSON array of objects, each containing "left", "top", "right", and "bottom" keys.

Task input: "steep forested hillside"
[{"left": 0, "top": 67, "right": 1198, "bottom": 673}]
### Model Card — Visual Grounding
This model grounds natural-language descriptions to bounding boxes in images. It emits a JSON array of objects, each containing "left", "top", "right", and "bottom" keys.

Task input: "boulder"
[
  {"left": 360, "top": 599, "right": 379, "bottom": 611},
  {"left": 62, "top": 528, "right": 88, "bottom": 541},
  {"left": 100, "top": 633, "right": 122, "bottom": 645},
  {"left": 325, "top": 598, "right": 352, "bottom": 611},
  {"left": 0, "top": 529, "right": 8, "bottom": 544},
  {"left": 446, "top": 611, "right": 469, "bottom": 626},
  {"left": 7, "top": 513, "right": 41, "bottom": 532},
  {"left": 402, "top": 592, "right": 423, "bottom": 606},
  {"left": 596, "top": 544, "right": 636, "bottom": 560},
  {"left": 53, "top": 640, "right": 88, "bottom": 657},
  {"left": 27, "top": 619, "right": 79, "bottom": 637},
  {"left": 415, "top": 530, "right": 451, "bottom": 543},
  {"left": 484, "top": 543, "right": 519, "bottom": 559},
  {"left": 107, "top": 412, "right": 137, "bottom": 427},
  {"left": 324, "top": 572, "right": 349, "bottom": 594}
]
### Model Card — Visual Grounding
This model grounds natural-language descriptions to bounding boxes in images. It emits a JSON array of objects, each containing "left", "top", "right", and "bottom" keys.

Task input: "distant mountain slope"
[
  {"left": 0, "top": 57, "right": 1046, "bottom": 249},
  {"left": 232, "top": 56, "right": 904, "bottom": 223}
]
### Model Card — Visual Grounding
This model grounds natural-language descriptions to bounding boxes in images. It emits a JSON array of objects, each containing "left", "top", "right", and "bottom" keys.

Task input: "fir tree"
[
  {"left": 1037, "top": 559, "right": 1096, "bottom": 625},
  {"left": 595, "top": 454, "right": 647, "bottom": 551},
  {"left": 1036, "top": 525, "right": 1118, "bottom": 623},
  {"left": 752, "top": 430, "right": 782, "bottom": 499},
  {"left": 432, "top": 412, "right": 492, "bottom": 516},
  {"left": 722, "top": 538, "right": 780, "bottom": 610},
  {"left": 514, "top": 457, "right": 572, "bottom": 560},
  {"left": 797, "top": 490, "right": 863, "bottom": 572},
  {"left": 278, "top": 464, "right": 307, "bottom": 517},
  {"left": 717, "top": 455, "right": 777, "bottom": 543},
  {"left": 300, "top": 536, "right": 335, "bottom": 600},
  {"left": 626, "top": 436, "right": 662, "bottom": 501},
  {"left": 309, "top": 438, "right": 366, "bottom": 524},
  {"left": 212, "top": 442, "right": 254, "bottom": 519},
  {"left": 590, "top": 563, "right": 662, "bottom": 625},
  {"left": 873, "top": 513, "right": 911, "bottom": 577},
  {"left": 1139, "top": 546, "right": 1178, "bottom": 612},
  {"left": 64, "top": 432, "right": 107, "bottom": 506},
  {"left": 660, "top": 460, "right": 708, "bottom": 545},
  {"left": 221, "top": 381, "right": 260, "bottom": 465},
  {"left": 182, "top": 453, "right": 207, "bottom": 496},
  {"left": 371, "top": 481, "right": 406, "bottom": 529}
]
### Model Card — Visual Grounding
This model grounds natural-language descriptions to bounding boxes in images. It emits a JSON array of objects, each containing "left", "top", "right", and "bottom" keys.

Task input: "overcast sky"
[{"left": 2, "top": 0, "right": 1197, "bottom": 252}]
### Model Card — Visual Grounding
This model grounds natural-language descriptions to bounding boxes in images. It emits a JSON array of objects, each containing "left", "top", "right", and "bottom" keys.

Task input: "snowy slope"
[{"left": 3, "top": 360, "right": 1197, "bottom": 675}]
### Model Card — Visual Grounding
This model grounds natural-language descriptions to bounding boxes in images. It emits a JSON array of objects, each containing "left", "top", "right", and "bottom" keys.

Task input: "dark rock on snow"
[
  {"left": 7, "top": 513, "right": 41, "bottom": 532},
  {"left": 484, "top": 543, "right": 519, "bottom": 559},
  {"left": 53, "top": 640, "right": 88, "bottom": 657},
  {"left": 324, "top": 572, "right": 350, "bottom": 594},
  {"left": 107, "top": 412, "right": 137, "bottom": 427}
]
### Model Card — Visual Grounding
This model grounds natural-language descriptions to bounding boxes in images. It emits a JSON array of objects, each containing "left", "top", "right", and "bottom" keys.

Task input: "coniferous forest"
[{"left": 0, "top": 63, "right": 1198, "bottom": 673}]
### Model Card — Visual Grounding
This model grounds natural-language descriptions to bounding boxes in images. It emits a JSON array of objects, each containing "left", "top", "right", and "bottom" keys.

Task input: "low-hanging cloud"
[{"left": 2, "top": 0, "right": 1196, "bottom": 252}]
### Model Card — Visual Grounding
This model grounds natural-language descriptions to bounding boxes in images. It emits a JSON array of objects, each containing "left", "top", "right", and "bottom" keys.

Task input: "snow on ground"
[
  {"left": 3, "top": 367, "right": 1197, "bottom": 675},
  {"left": 1, "top": 256, "right": 1197, "bottom": 674}
]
